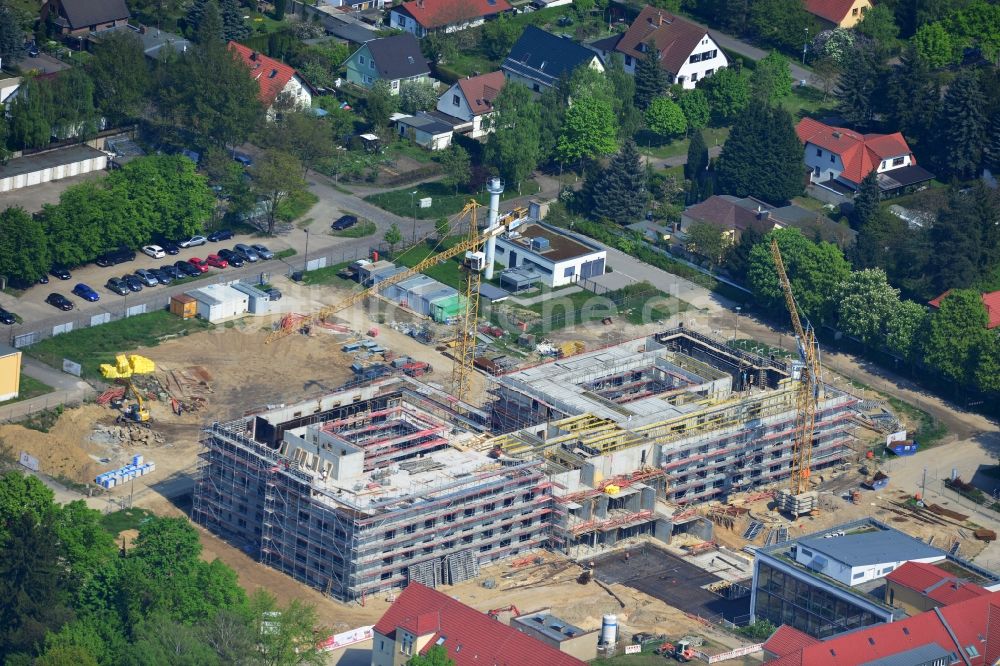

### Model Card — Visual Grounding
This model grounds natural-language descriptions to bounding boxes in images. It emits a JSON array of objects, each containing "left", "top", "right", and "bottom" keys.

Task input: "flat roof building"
[
  {"left": 494, "top": 222, "right": 606, "bottom": 288},
  {"left": 511, "top": 609, "right": 600, "bottom": 662}
]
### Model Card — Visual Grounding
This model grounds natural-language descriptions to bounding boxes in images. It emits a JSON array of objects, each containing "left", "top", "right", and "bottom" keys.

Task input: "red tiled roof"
[
  {"left": 396, "top": 0, "right": 511, "bottom": 30},
  {"left": 795, "top": 117, "right": 913, "bottom": 185},
  {"left": 765, "top": 591, "right": 1000, "bottom": 666},
  {"left": 887, "top": 561, "right": 990, "bottom": 606},
  {"left": 764, "top": 625, "right": 820, "bottom": 657},
  {"left": 683, "top": 195, "right": 776, "bottom": 235},
  {"left": 803, "top": 0, "right": 866, "bottom": 24},
  {"left": 373, "top": 583, "right": 587, "bottom": 666},
  {"left": 456, "top": 71, "right": 505, "bottom": 116},
  {"left": 228, "top": 41, "right": 298, "bottom": 106},
  {"left": 615, "top": 6, "right": 718, "bottom": 75},
  {"left": 928, "top": 290, "right": 1000, "bottom": 329}
]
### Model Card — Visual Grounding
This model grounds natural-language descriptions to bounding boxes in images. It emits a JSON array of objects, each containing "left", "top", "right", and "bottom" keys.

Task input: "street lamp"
[
  {"left": 733, "top": 306, "right": 742, "bottom": 340},
  {"left": 303, "top": 227, "right": 310, "bottom": 273},
  {"left": 802, "top": 27, "right": 809, "bottom": 65},
  {"left": 410, "top": 190, "right": 419, "bottom": 243}
]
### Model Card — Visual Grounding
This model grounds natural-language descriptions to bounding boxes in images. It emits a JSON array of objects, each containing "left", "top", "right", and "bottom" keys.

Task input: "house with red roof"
[
  {"left": 390, "top": 0, "right": 511, "bottom": 37},
  {"left": 229, "top": 42, "right": 314, "bottom": 118},
  {"left": 371, "top": 582, "right": 588, "bottom": 666},
  {"left": 928, "top": 290, "right": 1000, "bottom": 330},
  {"left": 796, "top": 117, "right": 935, "bottom": 196},
  {"left": 435, "top": 71, "right": 505, "bottom": 138},
  {"left": 884, "top": 561, "right": 992, "bottom": 615},
  {"left": 588, "top": 5, "right": 728, "bottom": 89},
  {"left": 803, "top": 0, "right": 873, "bottom": 29},
  {"left": 763, "top": 590, "right": 1000, "bottom": 666}
]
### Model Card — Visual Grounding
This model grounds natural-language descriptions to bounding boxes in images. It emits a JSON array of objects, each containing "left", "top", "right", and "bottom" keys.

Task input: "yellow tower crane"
[
  {"left": 770, "top": 238, "right": 823, "bottom": 500},
  {"left": 265, "top": 201, "right": 502, "bottom": 396}
]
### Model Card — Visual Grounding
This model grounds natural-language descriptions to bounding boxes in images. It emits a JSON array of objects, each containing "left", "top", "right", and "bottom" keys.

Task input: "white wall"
[
  {"left": 0, "top": 153, "right": 107, "bottom": 193},
  {"left": 674, "top": 34, "right": 727, "bottom": 88},
  {"left": 437, "top": 82, "right": 473, "bottom": 121},
  {"left": 804, "top": 144, "right": 845, "bottom": 184},
  {"left": 493, "top": 239, "right": 606, "bottom": 287},
  {"left": 794, "top": 546, "right": 944, "bottom": 587},
  {"left": 389, "top": 8, "right": 487, "bottom": 36}
]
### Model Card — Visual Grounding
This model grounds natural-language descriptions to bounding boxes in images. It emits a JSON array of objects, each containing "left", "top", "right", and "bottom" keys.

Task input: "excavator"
[{"left": 100, "top": 354, "right": 156, "bottom": 426}]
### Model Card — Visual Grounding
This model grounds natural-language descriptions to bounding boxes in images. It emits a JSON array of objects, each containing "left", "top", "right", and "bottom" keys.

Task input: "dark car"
[
  {"left": 134, "top": 269, "right": 159, "bottom": 287},
  {"left": 208, "top": 229, "right": 234, "bottom": 242},
  {"left": 37, "top": 274, "right": 49, "bottom": 284},
  {"left": 175, "top": 260, "right": 200, "bottom": 277},
  {"left": 251, "top": 244, "right": 274, "bottom": 260},
  {"left": 50, "top": 265, "right": 72, "bottom": 280},
  {"left": 105, "top": 277, "right": 129, "bottom": 296},
  {"left": 95, "top": 247, "right": 136, "bottom": 267},
  {"left": 26, "top": 42, "right": 39, "bottom": 58},
  {"left": 45, "top": 293, "right": 74, "bottom": 311},
  {"left": 151, "top": 268, "right": 173, "bottom": 285},
  {"left": 160, "top": 264, "right": 184, "bottom": 280},
  {"left": 162, "top": 241, "right": 181, "bottom": 255},
  {"left": 218, "top": 249, "right": 244, "bottom": 267},
  {"left": 331, "top": 215, "right": 358, "bottom": 231},
  {"left": 72, "top": 283, "right": 100, "bottom": 302},
  {"left": 0, "top": 307, "right": 15, "bottom": 325},
  {"left": 233, "top": 152, "right": 253, "bottom": 167},
  {"left": 233, "top": 243, "right": 259, "bottom": 262},
  {"left": 266, "top": 288, "right": 282, "bottom": 301},
  {"left": 122, "top": 274, "right": 143, "bottom": 292}
]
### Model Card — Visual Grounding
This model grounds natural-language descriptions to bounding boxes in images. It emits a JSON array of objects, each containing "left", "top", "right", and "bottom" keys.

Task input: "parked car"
[
  {"left": 179, "top": 235, "right": 207, "bottom": 248},
  {"left": 206, "top": 254, "right": 228, "bottom": 268},
  {"left": 234, "top": 243, "right": 259, "bottom": 262},
  {"left": 266, "top": 288, "right": 282, "bottom": 301},
  {"left": 122, "top": 274, "right": 144, "bottom": 292},
  {"left": 151, "top": 268, "right": 173, "bottom": 285},
  {"left": 142, "top": 245, "right": 166, "bottom": 259},
  {"left": 233, "top": 152, "right": 253, "bottom": 167},
  {"left": 331, "top": 215, "right": 358, "bottom": 231},
  {"left": 96, "top": 247, "right": 137, "bottom": 267},
  {"left": 37, "top": 274, "right": 49, "bottom": 284},
  {"left": 45, "top": 293, "right": 74, "bottom": 311},
  {"left": 50, "top": 265, "right": 72, "bottom": 280},
  {"left": 26, "top": 42, "right": 39, "bottom": 58},
  {"left": 105, "top": 277, "right": 129, "bottom": 295},
  {"left": 218, "top": 249, "right": 244, "bottom": 267},
  {"left": 162, "top": 241, "right": 181, "bottom": 255},
  {"left": 251, "top": 243, "right": 274, "bottom": 260},
  {"left": 175, "top": 260, "right": 200, "bottom": 277},
  {"left": 160, "top": 264, "right": 184, "bottom": 280},
  {"left": 208, "top": 229, "right": 234, "bottom": 242},
  {"left": 0, "top": 307, "right": 15, "bottom": 325},
  {"left": 134, "top": 269, "right": 159, "bottom": 287},
  {"left": 187, "top": 257, "right": 210, "bottom": 273},
  {"left": 72, "top": 283, "right": 100, "bottom": 302}
]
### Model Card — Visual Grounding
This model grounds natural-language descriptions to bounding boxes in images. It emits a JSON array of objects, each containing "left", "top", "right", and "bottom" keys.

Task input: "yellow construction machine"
[{"left": 100, "top": 354, "right": 156, "bottom": 426}]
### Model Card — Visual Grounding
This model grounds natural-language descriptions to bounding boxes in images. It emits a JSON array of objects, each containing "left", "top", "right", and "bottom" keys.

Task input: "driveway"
[{"left": 15, "top": 53, "right": 70, "bottom": 75}]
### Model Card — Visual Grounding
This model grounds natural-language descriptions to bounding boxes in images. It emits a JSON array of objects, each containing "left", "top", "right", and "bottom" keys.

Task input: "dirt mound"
[{"left": 0, "top": 404, "right": 114, "bottom": 483}]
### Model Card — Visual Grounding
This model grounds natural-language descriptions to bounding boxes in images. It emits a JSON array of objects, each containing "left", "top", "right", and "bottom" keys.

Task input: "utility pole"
[
  {"left": 802, "top": 28, "right": 809, "bottom": 65},
  {"left": 921, "top": 467, "right": 927, "bottom": 501}
]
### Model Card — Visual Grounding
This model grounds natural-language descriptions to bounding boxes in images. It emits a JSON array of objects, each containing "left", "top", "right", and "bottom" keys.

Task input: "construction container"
[
  {"left": 430, "top": 294, "right": 466, "bottom": 323},
  {"left": 170, "top": 294, "right": 197, "bottom": 319},
  {"left": 601, "top": 615, "right": 618, "bottom": 645}
]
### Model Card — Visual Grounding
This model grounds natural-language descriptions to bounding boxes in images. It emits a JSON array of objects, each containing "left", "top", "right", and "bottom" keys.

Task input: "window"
[
  {"left": 370, "top": 59, "right": 375, "bottom": 70},
  {"left": 392, "top": 80, "right": 399, "bottom": 90},
  {"left": 624, "top": 55, "right": 632, "bottom": 66},
  {"left": 533, "top": 83, "right": 540, "bottom": 92},
  {"left": 690, "top": 54, "right": 700, "bottom": 64},
  {"left": 363, "top": 75, "right": 372, "bottom": 84},
  {"left": 452, "top": 94, "right": 461, "bottom": 106},
  {"left": 892, "top": 156, "right": 904, "bottom": 166},
  {"left": 816, "top": 148, "right": 822, "bottom": 157},
  {"left": 852, "top": 571, "right": 865, "bottom": 579},
  {"left": 705, "top": 68, "right": 713, "bottom": 76},
  {"left": 830, "top": 154, "right": 835, "bottom": 163},
  {"left": 401, "top": 633, "right": 414, "bottom": 656},
  {"left": 359, "top": 55, "right": 366, "bottom": 65},
  {"left": 564, "top": 266, "right": 575, "bottom": 277},
  {"left": 965, "top": 646, "right": 980, "bottom": 658},
  {"left": 852, "top": 7, "right": 858, "bottom": 15},
  {"left": 691, "top": 72, "right": 698, "bottom": 82}
]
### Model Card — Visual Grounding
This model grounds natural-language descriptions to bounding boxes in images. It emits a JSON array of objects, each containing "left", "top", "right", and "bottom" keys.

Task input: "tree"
[
  {"left": 973, "top": 334, "right": 1000, "bottom": 395},
  {"left": 86, "top": 32, "right": 151, "bottom": 125},
  {"left": 885, "top": 45, "right": 939, "bottom": 147},
  {"left": 555, "top": 97, "right": 618, "bottom": 166},
  {"left": 645, "top": 97, "right": 687, "bottom": 140},
  {"left": 633, "top": 43, "right": 668, "bottom": 110},
  {"left": 592, "top": 140, "right": 646, "bottom": 224},
  {"left": 912, "top": 21, "right": 955, "bottom": 68},
  {"left": 985, "top": 112, "right": 1000, "bottom": 173},
  {"left": 747, "top": 0, "right": 817, "bottom": 52},
  {"left": 850, "top": 172, "right": 880, "bottom": 229},
  {"left": 716, "top": 103, "right": 803, "bottom": 204},
  {"left": 273, "top": 0, "right": 287, "bottom": 20},
  {"left": 605, "top": 54, "right": 642, "bottom": 139},
  {"left": 435, "top": 217, "right": 451, "bottom": 240},
  {"left": 482, "top": 13, "right": 522, "bottom": 60},
  {"left": 8, "top": 78, "right": 52, "bottom": 150},
  {"left": 439, "top": 144, "right": 470, "bottom": 194},
  {"left": 364, "top": 80, "right": 398, "bottom": 130},
  {"left": 935, "top": 70, "right": 986, "bottom": 180},
  {"left": 250, "top": 590, "right": 325, "bottom": 666},
  {"left": 686, "top": 221, "right": 728, "bottom": 266},
  {"left": 923, "top": 289, "right": 990, "bottom": 384},
  {"left": 220, "top": 0, "right": 249, "bottom": 41},
  {"left": 128, "top": 616, "right": 221, "bottom": 666},
  {"left": 885, "top": 299, "right": 927, "bottom": 360},
  {"left": 268, "top": 111, "right": 336, "bottom": 176},
  {"left": 750, "top": 51, "right": 792, "bottom": 104},
  {"left": 835, "top": 47, "right": 881, "bottom": 129},
  {"left": 0, "top": 3, "right": 24, "bottom": 64},
  {"left": 685, "top": 129, "right": 709, "bottom": 182},
  {"left": 537, "top": 86, "right": 566, "bottom": 161},
  {"left": 811, "top": 56, "right": 840, "bottom": 101},
  {"left": 927, "top": 185, "right": 1000, "bottom": 294},
  {"left": 49, "top": 67, "right": 99, "bottom": 142},
  {"left": 852, "top": 207, "right": 906, "bottom": 270},
  {"left": 194, "top": 0, "right": 223, "bottom": 44},
  {"left": 0, "top": 207, "right": 51, "bottom": 286},
  {"left": 399, "top": 81, "right": 438, "bottom": 114},
  {"left": 0, "top": 472, "right": 56, "bottom": 542},
  {"left": 677, "top": 88, "right": 710, "bottom": 130},
  {"left": 747, "top": 228, "right": 852, "bottom": 325},
  {"left": 384, "top": 223, "right": 403, "bottom": 255},
  {"left": 834, "top": 268, "right": 902, "bottom": 345},
  {"left": 252, "top": 151, "right": 307, "bottom": 235},
  {"left": 408, "top": 645, "right": 455, "bottom": 666},
  {"left": 856, "top": 4, "right": 900, "bottom": 57},
  {"left": 699, "top": 66, "right": 749, "bottom": 123},
  {"left": 484, "top": 82, "right": 541, "bottom": 186}
]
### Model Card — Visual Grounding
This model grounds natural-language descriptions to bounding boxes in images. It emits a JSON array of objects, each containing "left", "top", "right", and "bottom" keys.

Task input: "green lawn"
[
  {"left": 277, "top": 190, "right": 319, "bottom": 222},
  {"left": 25, "top": 310, "right": 212, "bottom": 379},
  {"left": 332, "top": 220, "right": 377, "bottom": 238},
  {"left": 394, "top": 236, "right": 467, "bottom": 290},
  {"left": 639, "top": 126, "right": 731, "bottom": 161},
  {"left": 387, "top": 141, "right": 438, "bottom": 165},
  {"left": 301, "top": 260, "right": 356, "bottom": 286},
  {"left": 101, "top": 508, "right": 155, "bottom": 535},
  {"left": 0, "top": 374, "right": 53, "bottom": 406},
  {"left": 780, "top": 85, "right": 836, "bottom": 120},
  {"left": 522, "top": 283, "right": 689, "bottom": 333},
  {"left": 365, "top": 181, "right": 540, "bottom": 220}
]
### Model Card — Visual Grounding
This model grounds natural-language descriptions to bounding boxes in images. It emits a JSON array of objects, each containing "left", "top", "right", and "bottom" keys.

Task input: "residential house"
[
  {"left": 680, "top": 195, "right": 855, "bottom": 248},
  {"left": 393, "top": 112, "right": 454, "bottom": 150},
  {"left": 435, "top": 71, "right": 505, "bottom": 138},
  {"left": 229, "top": 42, "right": 314, "bottom": 117},
  {"left": 390, "top": 0, "right": 511, "bottom": 37},
  {"left": 89, "top": 25, "right": 191, "bottom": 61},
  {"left": 804, "top": 0, "right": 872, "bottom": 29},
  {"left": 42, "top": 0, "right": 130, "bottom": 36},
  {"left": 493, "top": 222, "right": 606, "bottom": 288},
  {"left": 371, "top": 582, "right": 588, "bottom": 666},
  {"left": 928, "top": 290, "right": 1000, "bottom": 329},
  {"left": 589, "top": 6, "right": 727, "bottom": 89},
  {"left": 796, "top": 117, "right": 935, "bottom": 196},
  {"left": 763, "top": 590, "right": 1000, "bottom": 665},
  {"left": 325, "top": 0, "right": 385, "bottom": 9},
  {"left": 344, "top": 33, "right": 431, "bottom": 93},
  {"left": 502, "top": 26, "right": 604, "bottom": 94},
  {"left": 884, "top": 561, "right": 992, "bottom": 616},
  {"left": 0, "top": 76, "right": 20, "bottom": 105}
]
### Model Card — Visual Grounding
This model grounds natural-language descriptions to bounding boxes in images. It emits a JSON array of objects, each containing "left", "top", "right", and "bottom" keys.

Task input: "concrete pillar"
[
  {"left": 654, "top": 519, "right": 672, "bottom": 543},
  {"left": 596, "top": 495, "right": 609, "bottom": 518},
  {"left": 640, "top": 486, "right": 655, "bottom": 510},
  {"left": 484, "top": 178, "right": 504, "bottom": 280}
]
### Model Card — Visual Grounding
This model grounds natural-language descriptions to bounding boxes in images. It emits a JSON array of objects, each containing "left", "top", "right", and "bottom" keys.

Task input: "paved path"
[{"left": 602, "top": 246, "right": 723, "bottom": 311}]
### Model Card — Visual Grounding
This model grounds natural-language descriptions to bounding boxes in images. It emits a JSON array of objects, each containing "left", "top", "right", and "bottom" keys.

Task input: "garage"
[
  {"left": 188, "top": 284, "right": 250, "bottom": 323},
  {"left": 0, "top": 144, "right": 108, "bottom": 193}
]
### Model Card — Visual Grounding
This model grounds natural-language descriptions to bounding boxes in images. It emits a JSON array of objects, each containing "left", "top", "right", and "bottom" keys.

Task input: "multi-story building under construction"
[{"left": 193, "top": 328, "right": 858, "bottom": 599}]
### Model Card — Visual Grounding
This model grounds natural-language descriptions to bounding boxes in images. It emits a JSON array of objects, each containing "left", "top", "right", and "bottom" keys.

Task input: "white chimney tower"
[{"left": 484, "top": 177, "right": 504, "bottom": 280}]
